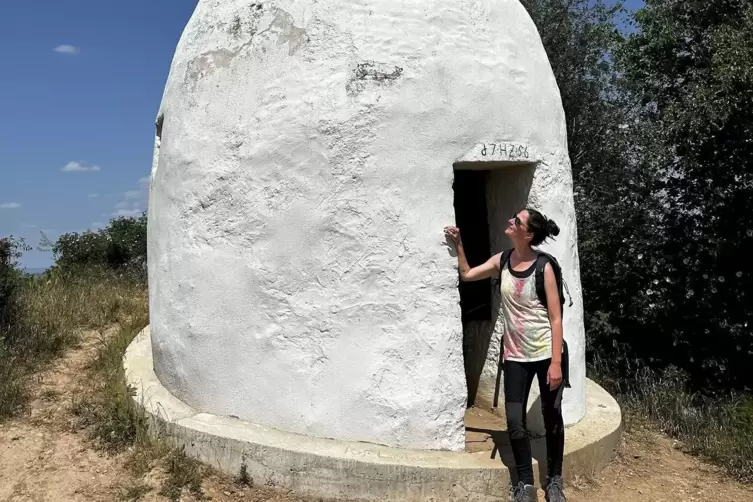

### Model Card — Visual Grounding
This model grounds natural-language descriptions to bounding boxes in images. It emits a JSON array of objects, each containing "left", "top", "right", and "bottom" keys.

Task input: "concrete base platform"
[{"left": 125, "top": 327, "right": 621, "bottom": 501}]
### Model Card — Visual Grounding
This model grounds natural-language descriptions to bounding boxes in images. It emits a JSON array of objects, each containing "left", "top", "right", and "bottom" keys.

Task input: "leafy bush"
[
  {"left": 50, "top": 213, "right": 147, "bottom": 280},
  {"left": 0, "top": 237, "right": 27, "bottom": 331},
  {"left": 605, "top": 0, "right": 753, "bottom": 392},
  {"left": 523, "top": 0, "right": 753, "bottom": 393}
]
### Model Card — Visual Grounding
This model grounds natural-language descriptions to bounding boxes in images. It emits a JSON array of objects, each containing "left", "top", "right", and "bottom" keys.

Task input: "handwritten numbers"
[{"left": 479, "top": 143, "right": 529, "bottom": 160}]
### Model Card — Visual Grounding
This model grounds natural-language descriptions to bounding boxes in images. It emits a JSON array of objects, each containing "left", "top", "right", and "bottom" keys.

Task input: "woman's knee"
[
  {"left": 542, "top": 406, "right": 564, "bottom": 435},
  {"left": 505, "top": 402, "right": 528, "bottom": 440}
]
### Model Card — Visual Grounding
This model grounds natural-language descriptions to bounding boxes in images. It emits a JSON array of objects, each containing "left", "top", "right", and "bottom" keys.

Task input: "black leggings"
[{"left": 504, "top": 358, "right": 565, "bottom": 485}]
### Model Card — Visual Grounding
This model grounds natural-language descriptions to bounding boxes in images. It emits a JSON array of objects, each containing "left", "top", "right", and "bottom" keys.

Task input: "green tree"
[
  {"left": 51, "top": 213, "right": 147, "bottom": 279},
  {"left": 520, "top": 1, "right": 665, "bottom": 360},
  {"left": 616, "top": 0, "right": 753, "bottom": 391},
  {"left": 0, "top": 237, "right": 27, "bottom": 332}
]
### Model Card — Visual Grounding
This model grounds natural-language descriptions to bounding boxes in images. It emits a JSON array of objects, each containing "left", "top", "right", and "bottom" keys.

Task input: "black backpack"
[{"left": 498, "top": 249, "right": 573, "bottom": 314}]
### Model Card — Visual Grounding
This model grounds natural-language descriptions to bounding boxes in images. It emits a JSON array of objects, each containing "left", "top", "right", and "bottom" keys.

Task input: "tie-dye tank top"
[{"left": 499, "top": 257, "right": 553, "bottom": 362}]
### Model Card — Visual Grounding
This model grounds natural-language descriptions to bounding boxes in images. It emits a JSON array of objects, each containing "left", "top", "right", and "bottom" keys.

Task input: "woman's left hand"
[{"left": 547, "top": 362, "right": 563, "bottom": 391}]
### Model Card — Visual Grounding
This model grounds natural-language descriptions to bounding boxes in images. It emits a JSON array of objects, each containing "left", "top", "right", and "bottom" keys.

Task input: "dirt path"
[
  {"left": 0, "top": 330, "right": 123, "bottom": 501},
  {"left": 568, "top": 429, "right": 753, "bottom": 502},
  {"left": 1, "top": 330, "right": 751, "bottom": 502}
]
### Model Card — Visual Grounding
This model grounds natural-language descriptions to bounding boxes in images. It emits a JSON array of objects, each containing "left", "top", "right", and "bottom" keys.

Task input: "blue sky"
[
  {"left": 0, "top": 0, "right": 642, "bottom": 270},
  {"left": 0, "top": 1, "right": 198, "bottom": 269}
]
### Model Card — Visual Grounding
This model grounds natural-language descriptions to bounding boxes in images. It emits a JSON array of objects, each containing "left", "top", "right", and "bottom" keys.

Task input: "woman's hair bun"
[{"left": 547, "top": 219, "right": 561, "bottom": 237}]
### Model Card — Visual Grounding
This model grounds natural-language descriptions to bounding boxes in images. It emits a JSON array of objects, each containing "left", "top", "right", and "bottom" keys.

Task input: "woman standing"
[{"left": 444, "top": 208, "right": 566, "bottom": 502}]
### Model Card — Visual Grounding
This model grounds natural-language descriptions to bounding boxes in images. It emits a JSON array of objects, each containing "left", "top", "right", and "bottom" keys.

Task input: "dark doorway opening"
[
  {"left": 452, "top": 170, "right": 493, "bottom": 323},
  {"left": 452, "top": 163, "right": 536, "bottom": 409},
  {"left": 453, "top": 169, "right": 494, "bottom": 407}
]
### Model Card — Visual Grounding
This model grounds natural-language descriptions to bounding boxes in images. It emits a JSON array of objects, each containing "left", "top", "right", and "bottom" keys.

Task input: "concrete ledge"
[{"left": 124, "top": 327, "right": 621, "bottom": 501}]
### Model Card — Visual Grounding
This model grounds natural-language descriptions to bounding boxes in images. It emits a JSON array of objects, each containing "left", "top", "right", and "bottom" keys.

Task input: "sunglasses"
[{"left": 513, "top": 213, "right": 529, "bottom": 232}]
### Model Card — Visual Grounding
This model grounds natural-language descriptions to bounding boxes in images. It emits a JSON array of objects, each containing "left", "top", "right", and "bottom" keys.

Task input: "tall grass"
[
  {"left": 0, "top": 268, "right": 146, "bottom": 419},
  {"left": 72, "top": 314, "right": 150, "bottom": 451},
  {"left": 591, "top": 353, "right": 753, "bottom": 482},
  {"left": 69, "top": 288, "right": 207, "bottom": 501},
  {"left": 1, "top": 267, "right": 205, "bottom": 500}
]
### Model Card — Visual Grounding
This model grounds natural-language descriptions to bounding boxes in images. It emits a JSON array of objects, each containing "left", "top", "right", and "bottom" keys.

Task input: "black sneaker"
[{"left": 545, "top": 475, "right": 566, "bottom": 502}]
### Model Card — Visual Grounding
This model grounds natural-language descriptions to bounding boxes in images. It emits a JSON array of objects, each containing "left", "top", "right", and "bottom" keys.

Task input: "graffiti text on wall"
[{"left": 480, "top": 143, "right": 529, "bottom": 160}]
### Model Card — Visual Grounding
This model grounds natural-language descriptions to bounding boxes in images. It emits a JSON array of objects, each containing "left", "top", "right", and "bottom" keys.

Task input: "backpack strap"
[
  {"left": 534, "top": 251, "right": 573, "bottom": 311},
  {"left": 495, "top": 249, "right": 513, "bottom": 288},
  {"left": 534, "top": 253, "right": 552, "bottom": 310}
]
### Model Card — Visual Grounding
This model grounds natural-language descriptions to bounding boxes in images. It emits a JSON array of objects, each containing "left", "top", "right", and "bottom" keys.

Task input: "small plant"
[
  {"left": 118, "top": 480, "right": 151, "bottom": 501},
  {"left": 79, "top": 315, "right": 150, "bottom": 451},
  {"left": 235, "top": 461, "right": 253, "bottom": 487},
  {"left": 159, "top": 447, "right": 205, "bottom": 502},
  {"left": 124, "top": 441, "right": 168, "bottom": 478}
]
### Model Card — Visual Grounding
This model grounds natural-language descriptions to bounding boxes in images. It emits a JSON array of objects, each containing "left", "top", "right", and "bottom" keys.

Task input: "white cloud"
[
  {"left": 62, "top": 161, "right": 100, "bottom": 173},
  {"left": 53, "top": 45, "right": 80, "bottom": 55},
  {"left": 113, "top": 209, "right": 142, "bottom": 217},
  {"left": 88, "top": 193, "right": 99, "bottom": 199},
  {"left": 0, "top": 202, "right": 21, "bottom": 209},
  {"left": 139, "top": 176, "right": 150, "bottom": 183},
  {"left": 113, "top": 197, "right": 142, "bottom": 217},
  {"left": 111, "top": 180, "right": 149, "bottom": 217}
]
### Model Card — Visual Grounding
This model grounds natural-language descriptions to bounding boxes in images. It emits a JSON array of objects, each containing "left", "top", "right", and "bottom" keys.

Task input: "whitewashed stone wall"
[{"left": 148, "top": 0, "right": 585, "bottom": 451}]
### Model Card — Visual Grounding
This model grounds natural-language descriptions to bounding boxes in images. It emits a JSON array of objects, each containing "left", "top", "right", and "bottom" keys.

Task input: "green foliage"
[
  {"left": 50, "top": 213, "right": 147, "bottom": 279},
  {"left": 610, "top": 0, "right": 753, "bottom": 391},
  {"left": 0, "top": 237, "right": 28, "bottom": 330},
  {"left": 522, "top": 0, "right": 753, "bottom": 393}
]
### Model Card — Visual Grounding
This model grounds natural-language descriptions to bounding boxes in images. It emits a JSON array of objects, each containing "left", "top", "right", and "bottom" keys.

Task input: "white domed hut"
[{"left": 147, "top": 0, "right": 586, "bottom": 452}]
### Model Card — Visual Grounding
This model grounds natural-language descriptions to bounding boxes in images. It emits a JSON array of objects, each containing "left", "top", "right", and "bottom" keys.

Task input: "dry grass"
[
  {"left": 0, "top": 269, "right": 147, "bottom": 419},
  {"left": 591, "top": 356, "right": 753, "bottom": 483},
  {"left": 158, "top": 448, "right": 206, "bottom": 501},
  {"left": 64, "top": 278, "right": 208, "bottom": 501},
  {"left": 71, "top": 315, "right": 150, "bottom": 450},
  {"left": 117, "top": 480, "right": 152, "bottom": 502}
]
